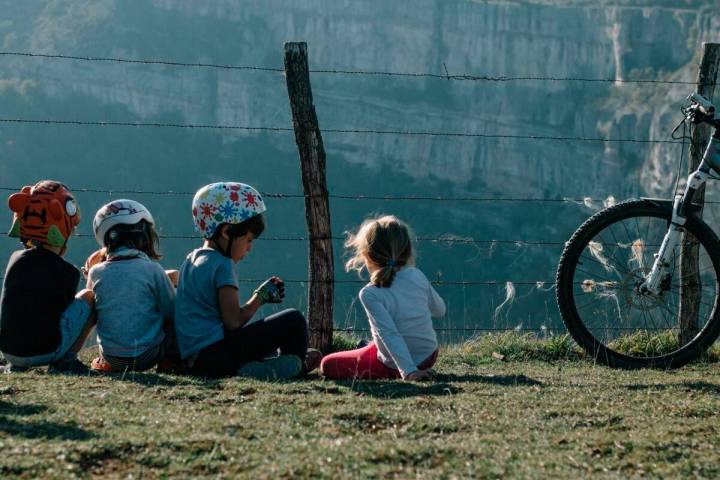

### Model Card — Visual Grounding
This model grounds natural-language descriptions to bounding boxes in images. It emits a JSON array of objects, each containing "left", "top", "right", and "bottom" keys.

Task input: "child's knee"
[
  {"left": 278, "top": 309, "right": 307, "bottom": 329},
  {"left": 76, "top": 289, "right": 95, "bottom": 309}
]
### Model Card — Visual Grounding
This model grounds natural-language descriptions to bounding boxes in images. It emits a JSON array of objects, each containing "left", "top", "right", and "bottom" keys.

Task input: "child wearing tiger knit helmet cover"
[{"left": 0, "top": 180, "right": 96, "bottom": 373}]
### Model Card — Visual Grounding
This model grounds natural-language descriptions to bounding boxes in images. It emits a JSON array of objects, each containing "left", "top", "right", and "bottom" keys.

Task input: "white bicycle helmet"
[
  {"left": 191, "top": 182, "right": 266, "bottom": 239},
  {"left": 93, "top": 199, "right": 155, "bottom": 247}
]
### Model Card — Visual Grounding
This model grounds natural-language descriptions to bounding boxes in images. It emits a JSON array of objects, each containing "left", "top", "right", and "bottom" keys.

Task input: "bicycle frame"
[{"left": 641, "top": 129, "right": 720, "bottom": 294}]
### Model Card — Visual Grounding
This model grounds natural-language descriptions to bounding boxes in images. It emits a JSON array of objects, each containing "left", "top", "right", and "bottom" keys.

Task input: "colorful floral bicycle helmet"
[
  {"left": 8, "top": 180, "right": 80, "bottom": 251},
  {"left": 191, "top": 182, "right": 266, "bottom": 238},
  {"left": 92, "top": 199, "right": 155, "bottom": 247}
]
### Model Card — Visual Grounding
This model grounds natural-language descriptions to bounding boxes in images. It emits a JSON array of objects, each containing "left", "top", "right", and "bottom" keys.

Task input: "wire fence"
[{"left": 1, "top": 48, "right": 701, "bottom": 336}]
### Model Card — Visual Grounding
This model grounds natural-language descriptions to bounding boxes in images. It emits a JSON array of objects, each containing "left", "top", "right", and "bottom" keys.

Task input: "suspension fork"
[{"left": 641, "top": 137, "right": 720, "bottom": 294}]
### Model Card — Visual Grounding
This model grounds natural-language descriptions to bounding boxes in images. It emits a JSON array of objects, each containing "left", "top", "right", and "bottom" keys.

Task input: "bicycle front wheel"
[{"left": 556, "top": 199, "right": 720, "bottom": 368}]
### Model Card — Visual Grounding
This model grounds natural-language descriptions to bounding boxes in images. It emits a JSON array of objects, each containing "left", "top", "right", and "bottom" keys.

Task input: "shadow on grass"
[
  {"left": 323, "top": 373, "right": 543, "bottom": 398},
  {"left": 348, "top": 381, "right": 462, "bottom": 398},
  {"left": 435, "top": 373, "right": 544, "bottom": 386},
  {"left": 101, "top": 371, "right": 223, "bottom": 389},
  {"left": 0, "top": 400, "right": 94, "bottom": 440},
  {"left": 623, "top": 381, "right": 720, "bottom": 394}
]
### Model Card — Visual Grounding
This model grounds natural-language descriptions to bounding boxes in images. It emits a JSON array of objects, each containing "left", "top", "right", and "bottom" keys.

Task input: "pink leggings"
[{"left": 320, "top": 342, "right": 438, "bottom": 380}]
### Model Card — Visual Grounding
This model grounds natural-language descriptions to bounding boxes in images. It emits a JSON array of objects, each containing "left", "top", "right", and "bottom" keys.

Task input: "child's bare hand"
[
  {"left": 405, "top": 369, "right": 433, "bottom": 382},
  {"left": 166, "top": 270, "right": 179, "bottom": 288},
  {"left": 82, "top": 248, "right": 107, "bottom": 277}
]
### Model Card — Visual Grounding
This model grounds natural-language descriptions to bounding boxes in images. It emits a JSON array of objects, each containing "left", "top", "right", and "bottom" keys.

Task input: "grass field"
[{"left": 2, "top": 334, "right": 720, "bottom": 479}]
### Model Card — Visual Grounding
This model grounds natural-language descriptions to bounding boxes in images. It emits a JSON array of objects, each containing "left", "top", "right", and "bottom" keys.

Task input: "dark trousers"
[{"left": 189, "top": 309, "right": 308, "bottom": 378}]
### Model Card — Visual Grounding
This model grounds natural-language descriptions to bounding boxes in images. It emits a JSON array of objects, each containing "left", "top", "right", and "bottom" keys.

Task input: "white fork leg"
[
  {"left": 642, "top": 225, "right": 681, "bottom": 294},
  {"left": 642, "top": 169, "right": 709, "bottom": 294}
]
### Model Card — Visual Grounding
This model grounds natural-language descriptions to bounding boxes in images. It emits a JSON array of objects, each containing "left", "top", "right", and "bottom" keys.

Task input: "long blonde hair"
[{"left": 345, "top": 215, "right": 415, "bottom": 288}]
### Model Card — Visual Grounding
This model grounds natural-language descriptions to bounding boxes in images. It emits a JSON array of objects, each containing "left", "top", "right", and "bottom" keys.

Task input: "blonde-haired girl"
[{"left": 320, "top": 215, "right": 445, "bottom": 381}]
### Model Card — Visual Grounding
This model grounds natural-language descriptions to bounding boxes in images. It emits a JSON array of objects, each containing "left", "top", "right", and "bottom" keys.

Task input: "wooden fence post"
[
  {"left": 680, "top": 43, "right": 720, "bottom": 345},
  {"left": 283, "top": 42, "right": 334, "bottom": 352}
]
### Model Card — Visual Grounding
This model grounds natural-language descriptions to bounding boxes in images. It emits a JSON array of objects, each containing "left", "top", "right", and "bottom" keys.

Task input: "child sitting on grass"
[
  {"left": 0, "top": 181, "right": 96, "bottom": 374},
  {"left": 85, "top": 199, "right": 179, "bottom": 373},
  {"left": 174, "top": 182, "right": 321, "bottom": 379},
  {"left": 320, "top": 215, "right": 445, "bottom": 381}
]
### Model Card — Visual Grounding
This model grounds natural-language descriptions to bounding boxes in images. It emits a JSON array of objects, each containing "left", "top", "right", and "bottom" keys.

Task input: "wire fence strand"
[
  {"left": 0, "top": 51, "right": 285, "bottom": 72},
  {"left": 0, "top": 232, "right": 565, "bottom": 246},
  {"left": 0, "top": 187, "right": 676, "bottom": 204},
  {"left": 1, "top": 51, "right": 710, "bottom": 86},
  {"left": 0, "top": 117, "right": 683, "bottom": 144}
]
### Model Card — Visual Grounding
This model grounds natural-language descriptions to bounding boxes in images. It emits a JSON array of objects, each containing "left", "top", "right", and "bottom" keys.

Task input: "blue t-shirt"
[{"left": 175, "top": 248, "right": 237, "bottom": 358}]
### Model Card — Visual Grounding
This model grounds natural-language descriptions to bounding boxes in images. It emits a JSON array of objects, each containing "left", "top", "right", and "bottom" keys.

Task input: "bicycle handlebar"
[
  {"left": 685, "top": 93, "right": 720, "bottom": 129},
  {"left": 689, "top": 92, "right": 716, "bottom": 116}
]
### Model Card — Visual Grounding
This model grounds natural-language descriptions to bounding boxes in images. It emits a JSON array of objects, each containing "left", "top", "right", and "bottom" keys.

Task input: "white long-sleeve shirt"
[{"left": 358, "top": 267, "right": 445, "bottom": 377}]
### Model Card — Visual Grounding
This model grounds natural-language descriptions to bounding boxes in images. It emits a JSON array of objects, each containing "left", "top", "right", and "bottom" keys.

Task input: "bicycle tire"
[{"left": 556, "top": 199, "right": 720, "bottom": 369}]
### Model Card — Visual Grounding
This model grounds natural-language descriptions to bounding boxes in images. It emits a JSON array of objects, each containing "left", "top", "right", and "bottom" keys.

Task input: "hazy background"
[{"left": 1, "top": 0, "right": 719, "bottom": 342}]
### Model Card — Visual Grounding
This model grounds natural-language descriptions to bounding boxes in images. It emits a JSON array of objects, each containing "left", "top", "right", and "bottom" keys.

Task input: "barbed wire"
[
  {"left": 0, "top": 51, "right": 285, "bottom": 72},
  {"left": 0, "top": 117, "right": 683, "bottom": 144},
  {"left": 0, "top": 272, "right": 553, "bottom": 286},
  {"left": 0, "top": 232, "right": 564, "bottom": 247},
  {"left": 0, "top": 117, "right": 295, "bottom": 133},
  {"left": 0, "top": 51, "right": 709, "bottom": 86},
  {"left": 0, "top": 186, "right": 672, "bottom": 204},
  {"left": 322, "top": 327, "right": 560, "bottom": 333},
  {"left": 239, "top": 278, "right": 554, "bottom": 286}
]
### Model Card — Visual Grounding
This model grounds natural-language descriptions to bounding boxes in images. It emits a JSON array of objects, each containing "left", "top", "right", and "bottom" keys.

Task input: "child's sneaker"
[
  {"left": 90, "top": 356, "right": 114, "bottom": 373},
  {"left": 236, "top": 355, "right": 302, "bottom": 380},
  {"left": 156, "top": 358, "right": 184, "bottom": 375},
  {"left": 48, "top": 356, "right": 92, "bottom": 375},
  {"left": 303, "top": 348, "right": 323, "bottom": 374}
]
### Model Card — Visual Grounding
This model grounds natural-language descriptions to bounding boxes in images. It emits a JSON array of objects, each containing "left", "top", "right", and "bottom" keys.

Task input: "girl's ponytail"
[
  {"left": 345, "top": 215, "right": 414, "bottom": 288},
  {"left": 371, "top": 263, "right": 399, "bottom": 288}
]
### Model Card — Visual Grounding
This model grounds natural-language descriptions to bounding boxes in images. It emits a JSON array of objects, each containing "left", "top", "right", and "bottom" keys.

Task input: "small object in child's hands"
[{"left": 254, "top": 277, "right": 285, "bottom": 304}]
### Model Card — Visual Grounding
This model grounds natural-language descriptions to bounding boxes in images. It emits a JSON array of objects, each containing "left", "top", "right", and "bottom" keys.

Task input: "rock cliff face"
[
  {"left": 0, "top": 1, "right": 718, "bottom": 333},
  {"left": 3, "top": 1, "right": 717, "bottom": 194}
]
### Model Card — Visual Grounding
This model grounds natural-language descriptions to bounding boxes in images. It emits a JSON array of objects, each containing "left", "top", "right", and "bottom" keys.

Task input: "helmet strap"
[{"left": 224, "top": 235, "right": 235, "bottom": 258}]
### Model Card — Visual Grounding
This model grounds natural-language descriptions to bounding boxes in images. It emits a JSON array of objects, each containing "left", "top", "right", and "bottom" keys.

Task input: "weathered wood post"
[
  {"left": 680, "top": 43, "right": 720, "bottom": 345},
  {"left": 284, "top": 42, "right": 334, "bottom": 352}
]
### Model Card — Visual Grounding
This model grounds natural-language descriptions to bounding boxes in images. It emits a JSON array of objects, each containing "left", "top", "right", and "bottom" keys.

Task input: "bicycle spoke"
[{"left": 573, "top": 267, "right": 618, "bottom": 285}]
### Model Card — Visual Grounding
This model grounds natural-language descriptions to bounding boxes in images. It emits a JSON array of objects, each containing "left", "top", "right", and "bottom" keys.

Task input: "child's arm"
[
  {"left": 217, "top": 277, "right": 283, "bottom": 331},
  {"left": 218, "top": 286, "right": 262, "bottom": 331},
  {"left": 428, "top": 284, "right": 446, "bottom": 318},
  {"left": 359, "top": 288, "right": 417, "bottom": 379},
  {"left": 154, "top": 266, "right": 176, "bottom": 321}
]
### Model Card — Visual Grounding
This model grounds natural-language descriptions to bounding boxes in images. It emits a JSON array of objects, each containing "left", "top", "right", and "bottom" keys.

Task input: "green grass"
[{"left": 2, "top": 334, "right": 720, "bottom": 478}]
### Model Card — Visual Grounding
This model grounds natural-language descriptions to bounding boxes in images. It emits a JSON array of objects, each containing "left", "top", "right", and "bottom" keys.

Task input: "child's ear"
[
  {"left": 220, "top": 224, "right": 231, "bottom": 240},
  {"left": 8, "top": 187, "right": 31, "bottom": 214}
]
